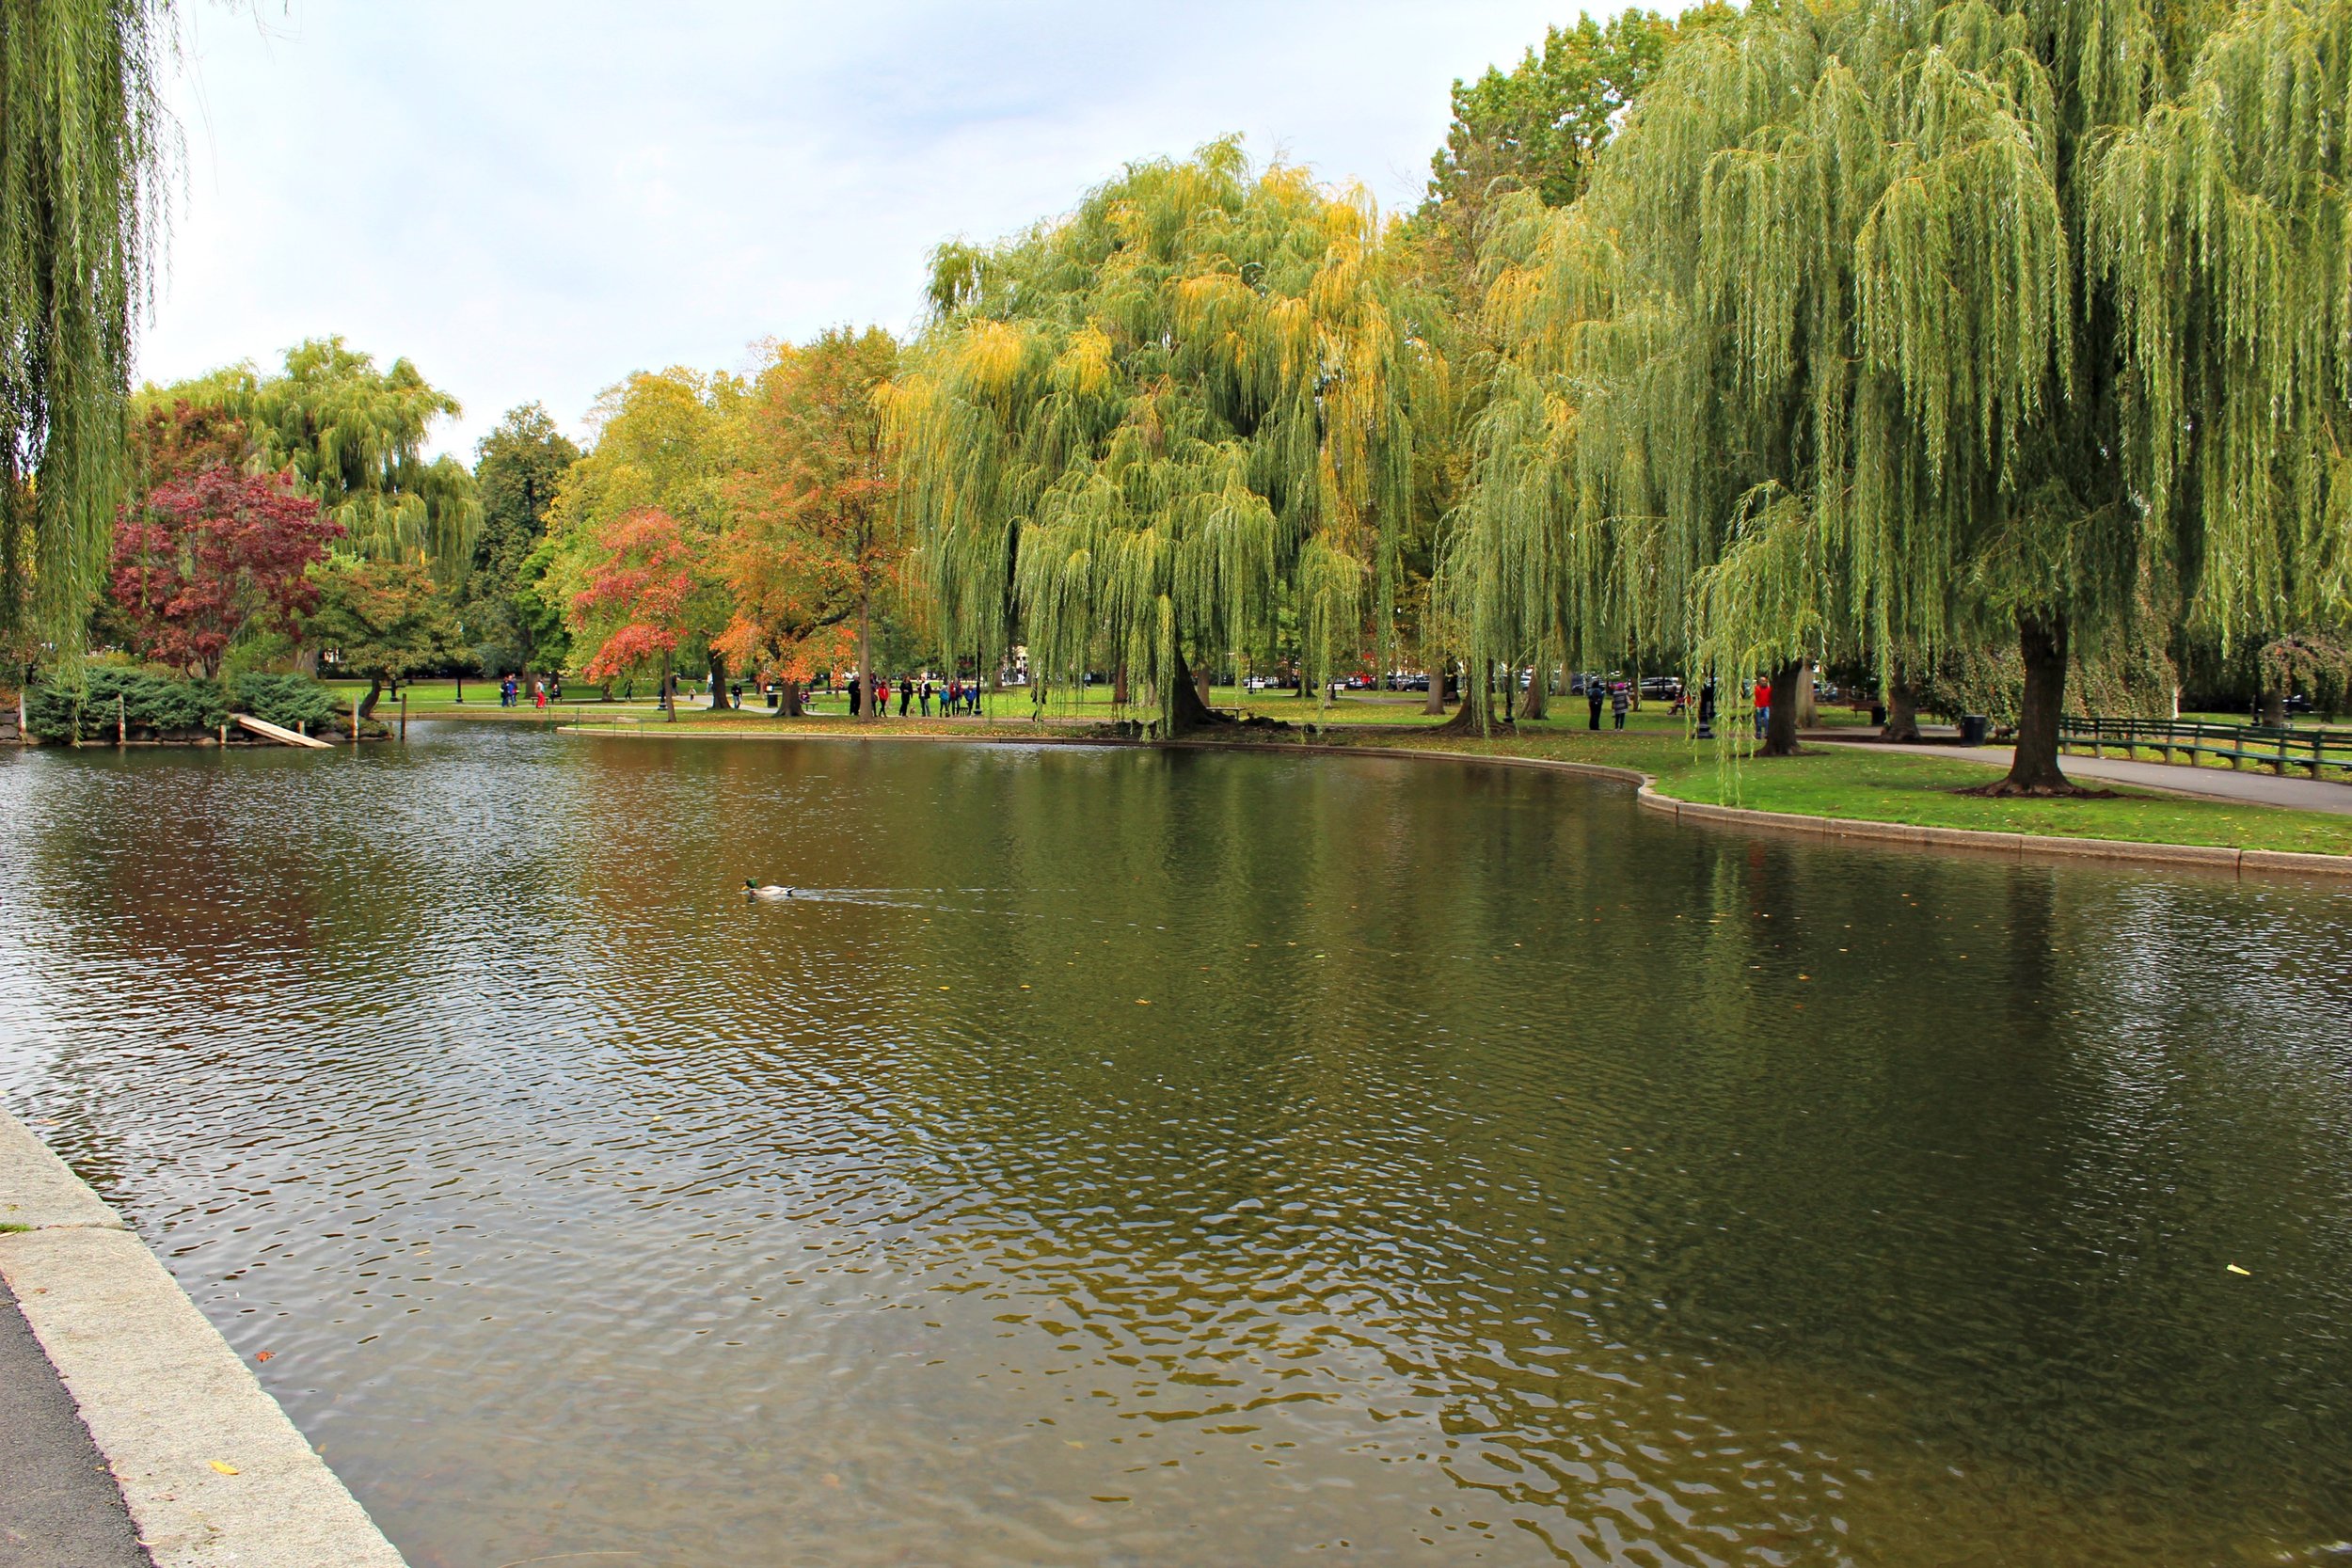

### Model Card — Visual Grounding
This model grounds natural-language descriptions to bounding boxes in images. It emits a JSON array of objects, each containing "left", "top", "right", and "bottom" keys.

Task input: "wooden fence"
[{"left": 2058, "top": 716, "right": 2352, "bottom": 779}]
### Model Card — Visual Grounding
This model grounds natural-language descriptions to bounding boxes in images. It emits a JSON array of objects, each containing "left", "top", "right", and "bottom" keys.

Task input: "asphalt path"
[
  {"left": 0, "top": 1271, "right": 146, "bottom": 1568},
  {"left": 1806, "top": 733, "right": 2352, "bottom": 815}
]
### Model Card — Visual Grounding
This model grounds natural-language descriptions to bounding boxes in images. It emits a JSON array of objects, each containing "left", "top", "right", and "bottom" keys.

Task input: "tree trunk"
[
  {"left": 1167, "top": 649, "right": 1230, "bottom": 735},
  {"left": 2259, "top": 684, "right": 2286, "bottom": 727},
  {"left": 1114, "top": 663, "right": 1130, "bottom": 706},
  {"left": 775, "top": 680, "right": 804, "bottom": 718},
  {"left": 1194, "top": 661, "right": 1212, "bottom": 709},
  {"left": 660, "top": 649, "right": 675, "bottom": 722},
  {"left": 356, "top": 676, "right": 384, "bottom": 721},
  {"left": 1423, "top": 656, "right": 1448, "bottom": 716},
  {"left": 1883, "top": 668, "right": 1924, "bottom": 742},
  {"left": 1434, "top": 661, "right": 1490, "bottom": 733},
  {"left": 1988, "top": 612, "right": 2074, "bottom": 794},
  {"left": 1795, "top": 662, "right": 1818, "bottom": 728},
  {"left": 707, "top": 649, "right": 730, "bottom": 710},
  {"left": 1520, "top": 660, "right": 1548, "bottom": 720},
  {"left": 1760, "top": 659, "right": 1804, "bottom": 756},
  {"left": 856, "top": 594, "right": 874, "bottom": 724}
]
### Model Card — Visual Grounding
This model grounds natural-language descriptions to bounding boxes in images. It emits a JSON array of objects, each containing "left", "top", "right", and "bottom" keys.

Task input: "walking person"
[
  {"left": 1611, "top": 681, "right": 1629, "bottom": 730},
  {"left": 848, "top": 673, "right": 861, "bottom": 717},
  {"left": 1753, "top": 674, "right": 1771, "bottom": 739},
  {"left": 1587, "top": 678, "right": 1604, "bottom": 732},
  {"left": 898, "top": 675, "right": 913, "bottom": 717},
  {"left": 532, "top": 678, "right": 548, "bottom": 710},
  {"left": 919, "top": 677, "right": 932, "bottom": 718}
]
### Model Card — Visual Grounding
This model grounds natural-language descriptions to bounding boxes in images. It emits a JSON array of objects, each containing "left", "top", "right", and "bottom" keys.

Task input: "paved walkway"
[
  {"left": 1806, "top": 733, "right": 2352, "bottom": 815},
  {"left": 0, "top": 1272, "right": 146, "bottom": 1568}
]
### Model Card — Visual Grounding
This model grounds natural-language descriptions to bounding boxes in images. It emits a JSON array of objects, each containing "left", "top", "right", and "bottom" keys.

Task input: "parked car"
[{"left": 1640, "top": 674, "right": 1682, "bottom": 700}]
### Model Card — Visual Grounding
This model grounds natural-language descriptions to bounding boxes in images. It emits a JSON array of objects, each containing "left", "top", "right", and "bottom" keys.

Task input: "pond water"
[{"left": 2, "top": 723, "right": 2349, "bottom": 1567}]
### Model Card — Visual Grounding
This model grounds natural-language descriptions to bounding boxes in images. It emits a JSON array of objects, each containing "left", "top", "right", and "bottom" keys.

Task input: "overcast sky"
[{"left": 143, "top": 2, "right": 1583, "bottom": 459}]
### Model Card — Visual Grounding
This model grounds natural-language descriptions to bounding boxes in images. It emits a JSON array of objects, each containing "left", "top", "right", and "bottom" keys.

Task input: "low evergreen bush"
[
  {"left": 25, "top": 668, "right": 229, "bottom": 740},
  {"left": 230, "top": 673, "right": 342, "bottom": 730},
  {"left": 24, "top": 669, "right": 345, "bottom": 741}
]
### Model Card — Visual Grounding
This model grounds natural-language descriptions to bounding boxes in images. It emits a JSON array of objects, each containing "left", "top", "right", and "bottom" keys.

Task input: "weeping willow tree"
[
  {"left": 1461, "top": 0, "right": 2303, "bottom": 789},
  {"left": 150, "top": 336, "right": 480, "bottom": 579},
  {"left": 887, "top": 139, "right": 1415, "bottom": 732},
  {"left": 1, "top": 0, "right": 169, "bottom": 657},
  {"left": 2091, "top": 0, "right": 2352, "bottom": 676}
]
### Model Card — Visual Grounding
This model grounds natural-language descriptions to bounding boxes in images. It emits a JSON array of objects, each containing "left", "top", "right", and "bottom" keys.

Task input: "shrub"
[
  {"left": 230, "top": 673, "right": 342, "bottom": 730},
  {"left": 24, "top": 669, "right": 345, "bottom": 741},
  {"left": 25, "top": 668, "right": 230, "bottom": 740}
]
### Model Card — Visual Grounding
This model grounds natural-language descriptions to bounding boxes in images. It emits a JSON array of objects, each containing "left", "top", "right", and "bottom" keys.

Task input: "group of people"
[
  {"left": 843, "top": 673, "right": 986, "bottom": 719},
  {"left": 1586, "top": 680, "right": 1631, "bottom": 730},
  {"left": 498, "top": 674, "right": 558, "bottom": 709}
]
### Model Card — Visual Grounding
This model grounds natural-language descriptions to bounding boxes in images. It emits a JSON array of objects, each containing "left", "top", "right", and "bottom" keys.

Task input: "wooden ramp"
[{"left": 230, "top": 712, "right": 333, "bottom": 750}]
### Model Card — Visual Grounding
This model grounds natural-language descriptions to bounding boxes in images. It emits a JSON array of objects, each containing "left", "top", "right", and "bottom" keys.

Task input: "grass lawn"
[{"left": 1358, "top": 727, "right": 2352, "bottom": 857}]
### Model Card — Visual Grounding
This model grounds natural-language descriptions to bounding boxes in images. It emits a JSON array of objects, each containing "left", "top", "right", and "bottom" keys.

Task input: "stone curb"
[
  {"left": 0, "top": 1112, "right": 408, "bottom": 1568},
  {"left": 559, "top": 723, "right": 2352, "bottom": 879}
]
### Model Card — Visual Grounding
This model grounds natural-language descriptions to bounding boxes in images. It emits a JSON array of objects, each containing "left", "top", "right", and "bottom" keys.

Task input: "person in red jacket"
[{"left": 1753, "top": 674, "right": 1771, "bottom": 739}]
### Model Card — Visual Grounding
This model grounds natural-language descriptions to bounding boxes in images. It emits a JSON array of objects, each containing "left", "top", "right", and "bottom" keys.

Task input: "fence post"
[
  {"left": 400, "top": 693, "right": 408, "bottom": 742},
  {"left": 117, "top": 692, "right": 126, "bottom": 748}
]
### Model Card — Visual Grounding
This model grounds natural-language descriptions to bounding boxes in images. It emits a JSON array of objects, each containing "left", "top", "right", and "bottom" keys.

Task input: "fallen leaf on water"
[
  {"left": 1135, "top": 999, "right": 1151, "bottom": 1006},
  {"left": 254, "top": 1351, "right": 274, "bottom": 1363},
  {"left": 2227, "top": 1263, "right": 2251, "bottom": 1276},
  {"left": 209, "top": 1461, "right": 239, "bottom": 1476}
]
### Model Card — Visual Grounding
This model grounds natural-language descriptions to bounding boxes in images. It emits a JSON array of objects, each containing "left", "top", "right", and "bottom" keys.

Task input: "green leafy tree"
[
  {"left": 1401, "top": 8, "right": 1716, "bottom": 723},
  {"left": 1, "top": 0, "right": 169, "bottom": 657},
  {"left": 2093, "top": 0, "right": 2352, "bottom": 705},
  {"left": 1462, "top": 0, "right": 2343, "bottom": 791},
  {"left": 1426, "top": 8, "right": 1719, "bottom": 218},
  {"left": 892, "top": 139, "right": 1415, "bottom": 732},
  {"left": 467, "top": 404, "right": 580, "bottom": 673},
  {"left": 512, "top": 535, "right": 573, "bottom": 683},
  {"left": 305, "top": 554, "right": 460, "bottom": 717},
  {"left": 150, "top": 337, "right": 481, "bottom": 578}
]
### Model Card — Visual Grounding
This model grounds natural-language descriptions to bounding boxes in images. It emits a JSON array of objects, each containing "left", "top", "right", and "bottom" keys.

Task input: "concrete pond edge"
[
  {"left": 0, "top": 1112, "right": 408, "bottom": 1568},
  {"left": 561, "top": 722, "right": 2352, "bottom": 881}
]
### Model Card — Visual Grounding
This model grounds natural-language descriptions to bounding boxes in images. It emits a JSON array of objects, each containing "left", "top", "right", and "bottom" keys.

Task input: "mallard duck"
[{"left": 744, "top": 880, "right": 796, "bottom": 900}]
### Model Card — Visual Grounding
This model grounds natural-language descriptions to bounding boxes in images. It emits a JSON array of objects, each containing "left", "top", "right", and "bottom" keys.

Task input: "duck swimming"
[{"left": 744, "top": 880, "right": 796, "bottom": 899}]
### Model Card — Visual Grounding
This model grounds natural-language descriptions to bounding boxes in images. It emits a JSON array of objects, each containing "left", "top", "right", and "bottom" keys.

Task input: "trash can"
[
  {"left": 766, "top": 689, "right": 780, "bottom": 709},
  {"left": 1960, "top": 714, "right": 1990, "bottom": 746},
  {"left": 1870, "top": 704, "right": 1887, "bottom": 727}
]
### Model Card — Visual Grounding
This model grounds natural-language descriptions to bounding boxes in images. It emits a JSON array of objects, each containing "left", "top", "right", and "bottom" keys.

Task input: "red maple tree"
[
  {"left": 573, "top": 507, "right": 702, "bottom": 715},
  {"left": 109, "top": 470, "right": 342, "bottom": 677}
]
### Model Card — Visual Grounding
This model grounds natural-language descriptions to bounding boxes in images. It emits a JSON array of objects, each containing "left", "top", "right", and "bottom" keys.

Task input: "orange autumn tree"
[
  {"left": 716, "top": 327, "right": 900, "bottom": 719},
  {"left": 572, "top": 507, "right": 704, "bottom": 718}
]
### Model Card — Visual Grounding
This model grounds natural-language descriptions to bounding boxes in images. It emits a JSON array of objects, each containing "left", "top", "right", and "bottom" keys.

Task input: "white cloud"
[{"left": 143, "top": 0, "right": 1581, "bottom": 459}]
